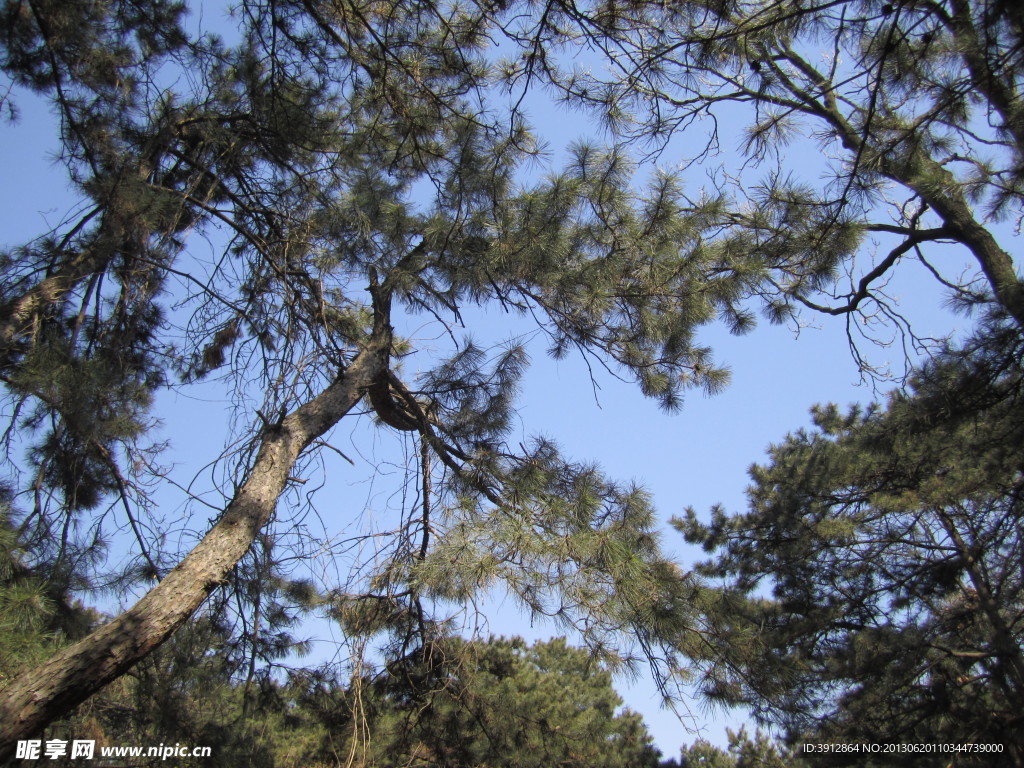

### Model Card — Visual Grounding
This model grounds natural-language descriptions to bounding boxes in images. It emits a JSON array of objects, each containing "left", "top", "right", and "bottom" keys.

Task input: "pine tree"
[
  {"left": 677, "top": 318, "right": 1024, "bottom": 765},
  {"left": 502, "top": 0, "right": 1024, "bottom": 365},
  {"left": 51, "top": 632, "right": 672, "bottom": 768},
  {"left": 0, "top": 0, "right": 717, "bottom": 752},
  {"left": 675, "top": 728, "right": 802, "bottom": 768},
  {"left": 280, "top": 636, "right": 666, "bottom": 768},
  {"left": 8, "top": 0, "right": 1022, "bottom": 755},
  {"left": 0, "top": 493, "right": 98, "bottom": 690}
]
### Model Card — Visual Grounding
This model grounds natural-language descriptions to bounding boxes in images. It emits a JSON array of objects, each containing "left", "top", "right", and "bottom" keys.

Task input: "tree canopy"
[
  {"left": 514, "top": 0, "right": 1024, "bottom": 342},
  {"left": 678, "top": 317, "right": 1024, "bottom": 764},
  {"left": 18, "top": 630, "right": 670, "bottom": 768},
  {"left": 1, "top": 0, "right": 1023, "bottom": 760},
  {"left": 314, "top": 636, "right": 666, "bottom": 768},
  {"left": 0, "top": 0, "right": 708, "bottom": 751}
]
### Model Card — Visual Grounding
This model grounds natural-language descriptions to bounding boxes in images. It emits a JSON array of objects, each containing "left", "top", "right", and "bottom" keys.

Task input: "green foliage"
[
  {"left": 676, "top": 728, "right": 802, "bottom": 768},
  {"left": 0, "top": 500, "right": 95, "bottom": 689},
  {"left": 47, "top": 615, "right": 282, "bottom": 768},
  {"left": 677, "top": 319, "right": 1024, "bottom": 763},
  {"left": 52, "top": 629, "right": 670, "bottom": 768},
  {"left": 0, "top": 510, "right": 55, "bottom": 684},
  {"left": 509, "top": 0, "right": 1024, "bottom": 351},
  {"left": 0, "top": 0, "right": 735, "bottom": 730},
  {"left": 279, "top": 636, "right": 666, "bottom": 768},
  {"left": 0, "top": 0, "right": 725, "bottom": 749},
  {"left": 4, "top": 0, "right": 1024, "bottom": 756}
]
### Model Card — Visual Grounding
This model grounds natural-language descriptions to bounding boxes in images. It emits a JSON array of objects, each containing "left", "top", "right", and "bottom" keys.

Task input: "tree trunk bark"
[
  {"left": 879, "top": 149, "right": 1024, "bottom": 329},
  {"left": 919, "top": 189, "right": 1024, "bottom": 329},
  {"left": 0, "top": 330, "right": 390, "bottom": 759}
]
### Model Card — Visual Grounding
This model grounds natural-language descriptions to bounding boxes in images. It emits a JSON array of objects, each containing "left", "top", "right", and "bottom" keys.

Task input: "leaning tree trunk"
[{"left": 0, "top": 328, "right": 391, "bottom": 760}]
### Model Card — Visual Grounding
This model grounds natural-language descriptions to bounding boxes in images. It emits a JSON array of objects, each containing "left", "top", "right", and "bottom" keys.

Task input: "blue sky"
[{"left": 0, "top": 4, "right": 980, "bottom": 757}]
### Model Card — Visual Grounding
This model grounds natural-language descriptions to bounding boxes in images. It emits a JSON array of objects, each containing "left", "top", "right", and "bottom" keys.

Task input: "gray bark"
[{"left": 0, "top": 328, "right": 390, "bottom": 759}]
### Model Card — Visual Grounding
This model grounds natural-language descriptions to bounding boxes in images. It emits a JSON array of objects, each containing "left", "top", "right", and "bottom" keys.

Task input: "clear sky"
[{"left": 0, "top": 3, "right": 975, "bottom": 758}]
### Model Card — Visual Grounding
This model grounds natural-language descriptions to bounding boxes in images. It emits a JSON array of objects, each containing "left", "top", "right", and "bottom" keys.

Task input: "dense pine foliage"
[
  {"left": 1, "top": 0, "right": 1022, "bottom": 764},
  {"left": 680, "top": 319, "right": 1024, "bottom": 764}
]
